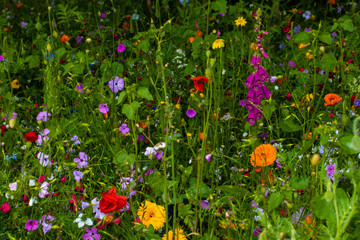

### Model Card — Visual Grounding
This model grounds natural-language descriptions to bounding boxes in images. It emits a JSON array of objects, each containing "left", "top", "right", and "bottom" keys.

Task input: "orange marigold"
[
  {"left": 328, "top": 0, "right": 336, "bottom": 5},
  {"left": 324, "top": 93, "right": 342, "bottom": 106},
  {"left": 250, "top": 144, "right": 277, "bottom": 167},
  {"left": 60, "top": 35, "right": 70, "bottom": 43}
]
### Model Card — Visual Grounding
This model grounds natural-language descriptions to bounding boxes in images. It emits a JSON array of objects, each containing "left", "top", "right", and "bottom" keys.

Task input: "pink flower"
[
  {"left": 117, "top": 44, "right": 126, "bottom": 53},
  {"left": 98, "top": 104, "right": 109, "bottom": 114},
  {"left": 0, "top": 202, "right": 10, "bottom": 213},
  {"left": 25, "top": 219, "right": 39, "bottom": 231}
]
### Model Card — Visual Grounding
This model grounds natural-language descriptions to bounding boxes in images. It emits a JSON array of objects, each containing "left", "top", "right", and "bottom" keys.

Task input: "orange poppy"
[
  {"left": 17, "top": 3, "right": 23, "bottom": 7},
  {"left": 250, "top": 144, "right": 277, "bottom": 167},
  {"left": 324, "top": 93, "right": 342, "bottom": 106},
  {"left": 140, "top": 122, "right": 148, "bottom": 129},
  {"left": 328, "top": 0, "right": 336, "bottom": 5},
  {"left": 196, "top": 30, "right": 202, "bottom": 37},
  {"left": 60, "top": 35, "right": 70, "bottom": 43},
  {"left": 189, "top": 37, "right": 195, "bottom": 44}
]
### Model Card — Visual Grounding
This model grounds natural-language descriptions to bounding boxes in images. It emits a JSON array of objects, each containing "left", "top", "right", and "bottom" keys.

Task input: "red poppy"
[
  {"left": 99, "top": 187, "right": 127, "bottom": 214},
  {"left": 1, "top": 125, "right": 7, "bottom": 137},
  {"left": 191, "top": 76, "right": 209, "bottom": 93},
  {"left": 24, "top": 131, "right": 37, "bottom": 142}
]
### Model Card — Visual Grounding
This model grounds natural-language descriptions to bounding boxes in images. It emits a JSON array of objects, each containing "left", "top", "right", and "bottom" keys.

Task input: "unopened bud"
[
  {"left": 9, "top": 119, "right": 16, "bottom": 128},
  {"left": 86, "top": 38, "right": 92, "bottom": 44},
  {"left": 311, "top": 154, "right": 320, "bottom": 167}
]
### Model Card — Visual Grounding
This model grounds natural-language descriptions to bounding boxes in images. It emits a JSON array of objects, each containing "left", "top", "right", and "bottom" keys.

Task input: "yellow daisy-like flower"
[
  {"left": 162, "top": 228, "right": 187, "bottom": 240},
  {"left": 250, "top": 42, "right": 258, "bottom": 51},
  {"left": 212, "top": 39, "right": 224, "bottom": 49},
  {"left": 235, "top": 17, "right": 247, "bottom": 27},
  {"left": 11, "top": 79, "right": 21, "bottom": 89},
  {"left": 137, "top": 201, "right": 166, "bottom": 230},
  {"left": 298, "top": 43, "right": 311, "bottom": 49}
]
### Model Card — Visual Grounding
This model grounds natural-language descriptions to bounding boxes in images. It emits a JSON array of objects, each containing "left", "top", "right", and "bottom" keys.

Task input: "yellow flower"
[
  {"left": 306, "top": 52, "right": 313, "bottom": 60},
  {"left": 250, "top": 42, "right": 258, "bottom": 51},
  {"left": 235, "top": 17, "right": 247, "bottom": 27},
  {"left": 137, "top": 201, "right": 166, "bottom": 230},
  {"left": 162, "top": 228, "right": 187, "bottom": 240},
  {"left": 212, "top": 29, "right": 217, "bottom": 34},
  {"left": 11, "top": 79, "right": 21, "bottom": 89},
  {"left": 292, "top": 8, "right": 298, "bottom": 14},
  {"left": 212, "top": 39, "right": 224, "bottom": 49}
]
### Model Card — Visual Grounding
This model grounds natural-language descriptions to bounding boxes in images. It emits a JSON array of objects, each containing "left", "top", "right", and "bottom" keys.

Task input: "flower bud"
[
  {"left": 46, "top": 44, "right": 51, "bottom": 52},
  {"left": 86, "top": 38, "right": 92, "bottom": 44},
  {"left": 9, "top": 119, "right": 16, "bottom": 128},
  {"left": 324, "top": 190, "right": 334, "bottom": 202},
  {"left": 319, "top": 46, "right": 325, "bottom": 53},
  {"left": 311, "top": 154, "right": 320, "bottom": 167},
  {"left": 210, "top": 58, "right": 216, "bottom": 68},
  {"left": 53, "top": 31, "right": 58, "bottom": 38},
  {"left": 206, "top": 50, "right": 211, "bottom": 58}
]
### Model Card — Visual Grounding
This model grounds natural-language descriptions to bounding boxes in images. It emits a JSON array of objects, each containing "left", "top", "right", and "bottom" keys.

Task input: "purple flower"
[
  {"left": 100, "top": 12, "right": 106, "bottom": 18},
  {"left": 293, "top": 25, "right": 301, "bottom": 33},
  {"left": 39, "top": 182, "right": 49, "bottom": 198},
  {"left": 304, "top": 28, "right": 312, "bottom": 32},
  {"left": 288, "top": 61, "right": 295, "bottom": 67},
  {"left": 40, "top": 215, "right": 55, "bottom": 235},
  {"left": 98, "top": 104, "right": 109, "bottom": 114},
  {"left": 117, "top": 44, "right": 126, "bottom": 53},
  {"left": 137, "top": 135, "right": 144, "bottom": 143},
  {"left": 76, "top": 36, "right": 82, "bottom": 43},
  {"left": 37, "top": 152, "right": 50, "bottom": 167},
  {"left": 74, "top": 152, "right": 90, "bottom": 168},
  {"left": 0, "top": 55, "right": 3, "bottom": 61},
  {"left": 76, "top": 83, "right": 84, "bottom": 93},
  {"left": 328, "top": 164, "right": 335, "bottom": 175},
  {"left": 21, "top": 21, "right": 28, "bottom": 29},
  {"left": 355, "top": 99, "right": 360, "bottom": 107},
  {"left": 83, "top": 227, "right": 101, "bottom": 240},
  {"left": 36, "top": 111, "right": 51, "bottom": 122},
  {"left": 201, "top": 200, "right": 210, "bottom": 209},
  {"left": 36, "top": 128, "right": 50, "bottom": 145},
  {"left": 302, "top": 11, "right": 311, "bottom": 20},
  {"left": 108, "top": 76, "right": 124, "bottom": 93},
  {"left": 205, "top": 154, "right": 212, "bottom": 161},
  {"left": 119, "top": 123, "right": 130, "bottom": 134},
  {"left": 186, "top": 109, "right": 197, "bottom": 118},
  {"left": 25, "top": 219, "right": 39, "bottom": 231},
  {"left": 71, "top": 135, "right": 81, "bottom": 145},
  {"left": 74, "top": 171, "right": 84, "bottom": 182}
]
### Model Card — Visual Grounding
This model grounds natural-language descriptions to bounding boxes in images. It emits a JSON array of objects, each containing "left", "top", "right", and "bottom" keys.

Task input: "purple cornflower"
[
  {"left": 119, "top": 123, "right": 130, "bottom": 134},
  {"left": 108, "top": 76, "right": 124, "bottom": 93},
  {"left": 83, "top": 227, "right": 101, "bottom": 240},
  {"left": 186, "top": 109, "right": 197, "bottom": 118},
  {"left": 74, "top": 171, "right": 84, "bottom": 182},
  {"left": 36, "top": 111, "right": 51, "bottom": 122},
  {"left": 74, "top": 152, "right": 90, "bottom": 168},
  {"left": 98, "top": 104, "right": 109, "bottom": 114},
  {"left": 355, "top": 99, "right": 360, "bottom": 107},
  {"left": 25, "top": 219, "right": 39, "bottom": 231},
  {"left": 117, "top": 44, "right": 126, "bottom": 53}
]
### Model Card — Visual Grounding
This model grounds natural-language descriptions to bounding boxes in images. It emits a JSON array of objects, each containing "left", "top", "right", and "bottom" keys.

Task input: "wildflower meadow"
[{"left": 1, "top": 0, "right": 360, "bottom": 239}]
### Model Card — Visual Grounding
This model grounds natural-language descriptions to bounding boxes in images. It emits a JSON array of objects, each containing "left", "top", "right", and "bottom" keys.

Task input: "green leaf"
[
  {"left": 139, "top": 39, "right": 150, "bottom": 53},
  {"left": 186, "top": 177, "right": 211, "bottom": 198},
  {"left": 289, "top": 176, "right": 309, "bottom": 189},
  {"left": 62, "top": 63, "right": 73, "bottom": 76},
  {"left": 137, "top": 87, "right": 153, "bottom": 100},
  {"left": 113, "top": 149, "right": 136, "bottom": 169},
  {"left": 122, "top": 101, "right": 140, "bottom": 120},
  {"left": 335, "top": 188, "right": 350, "bottom": 217},
  {"left": 319, "top": 54, "right": 337, "bottom": 73},
  {"left": 111, "top": 62, "right": 124, "bottom": 76},
  {"left": 268, "top": 192, "right": 284, "bottom": 212},
  {"left": 211, "top": 0, "right": 227, "bottom": 14},
  {"left": 294, "top": 32, "right": 310, "bottom": 44},
  {"left": 55, "top": 47, "right": 66, "bottom": 61},
  {"left": 262, "top": 102, "right": 276, "bottom": 120},
  {"left": 73, "top": 64, "right": 84, "bottom": 75},
  {"left": 216, "top": 185, "right": 249, "bottom": 199},
  {"left": 314, "top": 195, "right": 333, "bottom": 219},
  {"left": 279, "top": 117, "right": 301, "bottom": 132},
  {"left": 117, "top": 91, "right": 126, "bottom": 105},
  {"left": 348, "top": 64, "right": 359, "bottom": 72},
  {"left": 338, "top": 134, "right": 359, "bottom": 154},
  {"left": 183, "top": 62, "right": 195, "bottom": 75},
  {"left": 341, "top": 16, "right": 354, "bottom": 32},
  {"left": 319, "top": 32, "right": 332, "bottom": 45},
  {"left": 148, "top": 172, "right": 165, "bottom": 197},
  {"left": 192, "top": 36, "right": 203, "bottom": 51}
]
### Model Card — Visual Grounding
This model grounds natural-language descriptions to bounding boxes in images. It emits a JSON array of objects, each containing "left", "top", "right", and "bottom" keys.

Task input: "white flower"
[
  {"left": 37, "top": 152, "right": 50, "bottom": 166},
  {"left": 29, "top": 196, "right": 38, "bottom": 206},
  {"left": 29, "top": 179, "right": 36, "bottom": 186},
  {"left": 73, "top": 213, "right": 93, "bottom": 228},
  {"left": 154, "top": 142, "right": 166, "bottom": 150},
  {"left": 9, "top": 182, "right": 17, "bottom": 191},
  {"left": 144, "top": 147, "right": 156, "bottom": 159},
  {"left": 39, "top": 182, "right": 49, "bottom": 198}
]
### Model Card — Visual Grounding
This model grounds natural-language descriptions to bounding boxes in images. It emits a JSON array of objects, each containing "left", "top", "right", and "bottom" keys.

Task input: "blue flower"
[
  {"left": 293, "top": 25, "right": 301, "bottom": 34},
  {"left": 279, "top": 44, "right": 285, "bottom": 49},
  {"left": 355, "top": 99, "right": 360, "bottom": 107},
  {"left": 132, "top": 13, "right": 139, "bottom": 21},
  {"left": 302, "top": 11, "right": 311, "bottom": 20}
]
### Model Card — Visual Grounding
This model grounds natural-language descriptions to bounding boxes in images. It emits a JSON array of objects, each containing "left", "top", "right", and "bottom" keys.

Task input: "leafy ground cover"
[{"left": 1, "top": 0, "right": 360, "bottom": 239}]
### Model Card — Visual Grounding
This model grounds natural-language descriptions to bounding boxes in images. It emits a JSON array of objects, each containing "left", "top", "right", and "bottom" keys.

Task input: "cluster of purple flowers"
[{"left": 239, "top": 54, "right": 272, "bottom": 125}]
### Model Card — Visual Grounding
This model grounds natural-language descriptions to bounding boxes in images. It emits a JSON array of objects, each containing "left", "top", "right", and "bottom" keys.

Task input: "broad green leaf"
[
  {"left": 113, "top": 149, "right": 136, "bottom": 169},
  {"left": 338, "top": 134, "right": 359, "bottom": 154},
  {"left": 216, "top": 185, "right": 249, "bottom": 199},
  {"left": 148, "top": 172, "right": 165, "bottom": 197},
  {"left": 314, "top": 195, "right": 333, "bottom": 219},
  {"left": 335, "top": 188, "right": 350, "bottom": 217},
  {"left": 211, "top": 0, "right": 227, "bottom": 14},
  {"left": 262, "top": 102, "right": 276, "bottom": 120},
  {"left": 55, "top": 48, "right": 66, "bottom": 61},
  {"left": 186, "top": 177, "right": 211, "bottom": 198},
  {"left": 192, "top": 36, "right": 203, "bottom": 51},
  {"left": 111, "top": 62, "right": 124, "bottom": 76},
  {"left": 139, "top": 39, "right": 150, "bottom": 53},
  {"left": 319, "top": 32, "right": 332, "bottom": 45},
  {"left": 341, "top": 16, "right": 354, "bottom": 32},
  {"left": 294, "top": 32, "right": 310, "bottom": 44},
  {"left": 319, "top": 54, "right": 337, "bottom": 73},
  {"left": 137, "top": 87, "right": 153, "bottom": 100},
  {"left": 117, "top": 91, "right": 126, "bottom": 105},
  {"left": 289, "top": 176, "right": 309, "bottom": 189},
  {"left": 122, "top": 101, "right": 140, "bottom": 120},
  {"left": 268, "top": 192, "right": 284, "bottom": 212},
  {"left": 183, "top": 62, "right": 195, "bottom": 75},
  {"left": 279, "top": 117, "right": 301, "bottom": 132},
  {"left": 73, "top": 64, "right": 84, "bottom": 75},
  {"left": 62, "top": 63, "right": 73, "bottom": 76}
]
